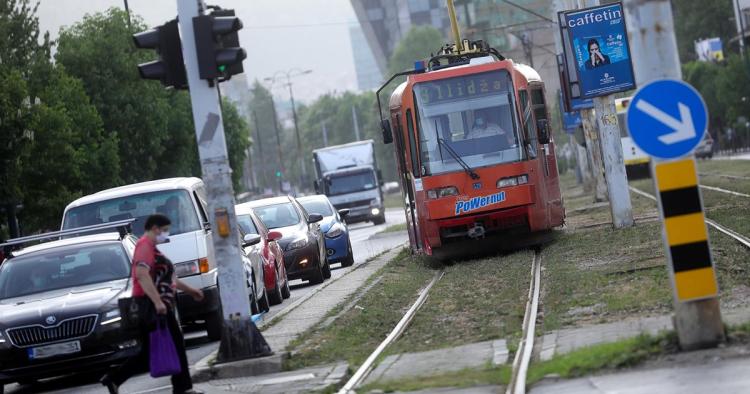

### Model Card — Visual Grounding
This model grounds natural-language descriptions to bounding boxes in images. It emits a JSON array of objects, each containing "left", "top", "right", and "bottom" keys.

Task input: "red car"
[{"left": 236, "top": 204, "right": 291, "bottom": 305}]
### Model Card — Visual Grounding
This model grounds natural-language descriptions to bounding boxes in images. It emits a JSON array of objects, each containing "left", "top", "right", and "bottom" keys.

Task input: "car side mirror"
[
  {"left": 537, "top": 119, "right": 550, "bottom": 144},
  {"left": 308, "top": 213, "right": 324, "bottom": 223},
  {"left": 313, "top": 180, "right": 320, "bottom": 193},
  {"left": 267, "top": 231, "right": 283, "bottom": 242},
  {"left": 242, "top": 233, "right": 261, "bottom": 247},
  {"left": 381, "top": 119, "right": 393, "bottom": 144},
  {"left": 338, "top": 209, "right": 350, "bottom": 219}
]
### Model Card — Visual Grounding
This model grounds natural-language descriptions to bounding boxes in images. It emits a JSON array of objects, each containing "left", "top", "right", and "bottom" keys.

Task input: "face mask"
[{"left": 156, "top": 231, "right": 170, "bottom": 244}]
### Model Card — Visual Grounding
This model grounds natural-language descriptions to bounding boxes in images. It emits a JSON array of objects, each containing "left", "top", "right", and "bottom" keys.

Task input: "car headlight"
[
  {"left": 497, "top": 174, "right": 528, "bottom": 188},
  {"left": 174, "top": 259, "right": 203, "bottom": 277},
  {"left": 326, "top": 223, "right": 344, "bottom": 239},
  {"left": 427, "top": 186, "right": 459, "bottom": 199},
  {"left": 287, "top": 236, "right": 309, "bottom": 251},
  {"left": 0, "top": 330, "right": 5, "bottom": 344},
  {"left": 101, "top": 308, "right": 121, "bottom": 326}
]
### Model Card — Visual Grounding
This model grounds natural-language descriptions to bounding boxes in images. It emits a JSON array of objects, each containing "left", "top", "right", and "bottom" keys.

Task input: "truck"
[{"left": 313, "top": 140, "right": 386, "bottom": 225}]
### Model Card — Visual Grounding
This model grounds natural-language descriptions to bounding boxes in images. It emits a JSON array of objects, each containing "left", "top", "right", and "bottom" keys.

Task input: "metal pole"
[
  {"left": 736, "top": 0, "right": 746, "bottom": 57},
  {"left": 447, "top": 0, "right": 463, "bottom": 52},
  {"left": 624, "top": 0, "right": 724, "bottom": 350},
  {"left": 176, "top": 0, "right": 268, "bottom": 362},
  {"left": 322, "top": 120, "right": 329, "bottom": 147},
  {"left": 352, "top": 105, "right": 361, "bottom": 141},
  {"left": 252, "top": 110, "right": 267, "bottom": 191},
  {"left": 270, "top": 98, "right": 285, "bottom": 193},
  {"left": 287, "top": 80, "right": 307, "bottom": 190}
]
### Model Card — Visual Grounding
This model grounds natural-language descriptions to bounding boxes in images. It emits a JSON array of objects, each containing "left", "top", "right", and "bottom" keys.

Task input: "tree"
[
  {"left": 0, "top": 0, "right": 119, "bottom": 233},
  {"left": 673, "top": 0, "right": 735, "bottom": 62},
  {"left": 388, "top": 26, "right": 444, "bottom": 76},
  {"left": 248, "top": 81, "right": 286, "bottom": 191},
  {"left": 222, "top": 97, "right": 251, "bottom": 192},
  {"left": 55, "top": 8, "right": 172, "bottom": 184}
]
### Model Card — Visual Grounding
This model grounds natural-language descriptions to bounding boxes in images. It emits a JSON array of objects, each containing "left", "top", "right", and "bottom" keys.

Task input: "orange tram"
[{"left": 376, "top": 40, "right": 564, "bottom": 256}]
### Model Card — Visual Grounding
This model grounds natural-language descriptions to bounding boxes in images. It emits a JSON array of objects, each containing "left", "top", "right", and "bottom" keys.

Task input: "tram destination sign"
[
  {"left": 559, "top": 2, "right": 636, "bottom": 99},
  {"left": 417, "top": 70, "right": 510, "bottom": 106}
]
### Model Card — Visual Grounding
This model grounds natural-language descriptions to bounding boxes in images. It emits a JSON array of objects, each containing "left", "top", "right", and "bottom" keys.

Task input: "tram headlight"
[
  {"left": 497, "top": 174, "right": 528, "bottom": 188},
  {"left": 427, "top": 186, "right": 459, "bottom": 199}
]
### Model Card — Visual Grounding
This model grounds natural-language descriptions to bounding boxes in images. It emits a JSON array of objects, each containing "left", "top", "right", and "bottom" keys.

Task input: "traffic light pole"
[{"left": 176, "top": 0, "right": 269, "bottom": 362}]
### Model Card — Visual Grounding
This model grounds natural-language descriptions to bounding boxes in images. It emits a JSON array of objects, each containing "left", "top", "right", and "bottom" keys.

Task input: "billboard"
[
  {"left": 695, "top": 37, "right": 724, "bottom": 62},
  {"left": 559, "top": 3, "right": 635, "bottom": 99}
]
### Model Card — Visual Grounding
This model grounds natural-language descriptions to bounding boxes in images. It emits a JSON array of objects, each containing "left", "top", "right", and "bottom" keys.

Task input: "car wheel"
[
  {"left": 206, "top": 309, "right": 223, "bottom": 341},
  {"left": 373, "top": 214, "right": 386, "bottom": 225},
  {"left": 258, "top": 286, "right": 270, "bottom": 313},
  {"left": 250, "top": 287, "right": 260, "bottom": 315},
  {"left": 269, "top": 267, "right": 284, "bottom": 306},
  {"left": 322, "top": 258, "right": 332, "bottom": 279},
  {"left": 309, "top": 255, "right": 325, "bottom": 284},
  {"left": 281, "top": 276, "right": 291, "bottom": 299},
  {"left": 342, "top": 242, "right": 354, "bottom": 267}
]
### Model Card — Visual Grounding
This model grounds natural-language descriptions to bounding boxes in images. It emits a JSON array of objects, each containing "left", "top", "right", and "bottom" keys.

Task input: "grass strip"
[
  {"left": 359, "top": 364, "right": 511, "bottom": 393},
  {"left": 381, "top": 223, "right": 407, "bottom": 233},
  {"left": 527, "top": 332, "right": 677, "bottom": 386},
  {"left": 285, "top": 249, "right": 440, "bottom": 370}
]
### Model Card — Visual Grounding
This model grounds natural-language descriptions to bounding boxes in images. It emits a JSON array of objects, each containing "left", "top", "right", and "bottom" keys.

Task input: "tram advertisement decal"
[
  {"left": 455, "top": 191, "right": 506, "bottom": 215},
  {"left": 561, "top": 3, "right": 635, "bottom": 98},
  {"left": 417, "top": 70, "right": 509, "bottom": 105}
]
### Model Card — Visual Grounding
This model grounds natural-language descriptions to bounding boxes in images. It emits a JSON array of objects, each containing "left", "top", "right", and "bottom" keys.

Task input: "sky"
[{"left": 37, "top": 0, "right": 361, "bottom": 102}]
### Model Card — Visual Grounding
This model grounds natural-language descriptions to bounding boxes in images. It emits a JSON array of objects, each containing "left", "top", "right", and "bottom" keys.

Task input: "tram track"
[
  {"left": 629, "top": 185, "right": 750, "bottom": 249},
  {"left": 506, "top": 249, "right": 543, "bottom": 394}
]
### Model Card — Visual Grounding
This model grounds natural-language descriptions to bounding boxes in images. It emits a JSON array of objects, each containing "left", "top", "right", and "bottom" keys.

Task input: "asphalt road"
[{"left": 4, "top": 208, "right": 406, "bottom": 394}]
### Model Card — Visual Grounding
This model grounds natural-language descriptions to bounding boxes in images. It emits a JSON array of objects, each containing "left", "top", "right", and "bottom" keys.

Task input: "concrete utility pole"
[
  {"left": 581, "top": 111, "right": 608, "bottom": 201},
  {"left": 352, "top": 105, "right": 361, "bottom": 141},
  {"left": 176, "top": 0, "right": 269, "bottom": 361},
  {"left": 624, "top": 0, "right": 724, "bottom": 349}
]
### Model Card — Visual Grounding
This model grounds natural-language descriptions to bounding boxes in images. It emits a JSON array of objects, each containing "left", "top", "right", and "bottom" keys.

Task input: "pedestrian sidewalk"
[
  {"left": 194, "top": 363, "right": 348, "bottom": 394},
  {"left": 538, "top": 306, "right": 750, "bottom": 360}
]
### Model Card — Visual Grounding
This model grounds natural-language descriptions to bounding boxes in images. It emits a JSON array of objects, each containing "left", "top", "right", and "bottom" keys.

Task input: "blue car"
[{"left": 298, "top": 195, "right": 354, "bottom": 267}]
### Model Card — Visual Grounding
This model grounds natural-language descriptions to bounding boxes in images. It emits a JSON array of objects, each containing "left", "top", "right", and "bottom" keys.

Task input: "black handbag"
[{"left": 118, "top": 296, "right": 155, "bottom": 334}]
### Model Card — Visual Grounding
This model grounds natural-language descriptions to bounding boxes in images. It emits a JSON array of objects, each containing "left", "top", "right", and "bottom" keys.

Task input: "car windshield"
[
  {"left": 299, "top": 199, "right": 333, "bottom": 217},
  {"left": 237, "top": 214, "right": 259, "bottom": 235},
  {"left": 414, "top": 70, "right": 523, "bottom": 176},
  {"left": 327, "top": 171, "right": 376, "bottom": 196},
  {"left": 63, "top": 190, "right": 201, "bottom": 237},
  {"left": 254, "top": 203, "right": 301, "bottom": 229},
  {"left": 0, "top": 243, "right": 130, "bottom": 300}
]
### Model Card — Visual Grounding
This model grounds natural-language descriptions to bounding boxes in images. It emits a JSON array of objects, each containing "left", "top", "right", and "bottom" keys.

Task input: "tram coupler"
[{"left": 467, "top": 223, "right": 486, "bottom": 239}]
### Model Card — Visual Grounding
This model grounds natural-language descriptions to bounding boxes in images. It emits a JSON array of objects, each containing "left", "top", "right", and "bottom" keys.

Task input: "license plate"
[{"left": 27, "top": 340, "right": 81, "bottom": 360}]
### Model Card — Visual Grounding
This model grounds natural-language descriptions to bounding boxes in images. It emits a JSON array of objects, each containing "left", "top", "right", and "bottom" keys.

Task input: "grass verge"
[
  {"left": 285, "top": 250, "right": 439, "bottom": 370},
  {"left": 380, "top": 222, "right": 407, "bottom": 233},
  {"left": 527, "top": 332, "right": 677, "bottom": 386},
  {"left": 360, "top": 365, "right": 511, "bottom": 393},
  {"left": 384, "top": 193, "right": 403, "bottom": 209}
]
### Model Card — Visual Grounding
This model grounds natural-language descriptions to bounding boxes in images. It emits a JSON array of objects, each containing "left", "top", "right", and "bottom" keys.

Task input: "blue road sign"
[{"left": 627, "top": 79, "right": 708, "bottom": 159}]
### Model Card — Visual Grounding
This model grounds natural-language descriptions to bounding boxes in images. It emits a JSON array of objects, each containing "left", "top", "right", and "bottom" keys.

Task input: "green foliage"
[
  {"left": 388, "top": 26, "right": 444, "bottom": 76},
  {"left": 248, "top": 81, "right": 285, "bottom": 191},
  {"left": 222, "top": 97, "right": 251, "bottom": 192},
  {"left": 672, "top": 0, "right": 735, "bottom": 63}
]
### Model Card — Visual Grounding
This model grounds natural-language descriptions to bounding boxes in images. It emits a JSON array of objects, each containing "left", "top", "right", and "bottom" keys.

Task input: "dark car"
[
  {"left": 245, "top": 196, "right": 329, "bottom": 284},
  {"left": 0, "top": 222, "right": 140, "bottom": 392}
]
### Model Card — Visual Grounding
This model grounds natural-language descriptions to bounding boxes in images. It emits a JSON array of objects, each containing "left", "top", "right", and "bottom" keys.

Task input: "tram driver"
[{"left": 467, "top": 109, "right": 514, "bottom": 148}]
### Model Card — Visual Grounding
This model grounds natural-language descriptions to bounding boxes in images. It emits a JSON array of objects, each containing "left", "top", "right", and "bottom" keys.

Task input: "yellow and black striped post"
[
  {"left": 654, "top": 158, "right": 717, "bottom": 301},
  {"left": 653, "top": 157, "right": 724, "bottom": 349}
]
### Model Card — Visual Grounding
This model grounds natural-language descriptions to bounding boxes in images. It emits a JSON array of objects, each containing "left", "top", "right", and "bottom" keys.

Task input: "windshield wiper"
[{"left": 437, "top": 138, "right": 480, "bottom": 180}]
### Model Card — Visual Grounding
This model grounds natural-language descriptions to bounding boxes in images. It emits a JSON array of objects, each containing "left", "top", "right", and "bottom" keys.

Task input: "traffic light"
[
  {"left": 275, "top": 171, "right": 282, "bottom": 178},
  {"left": 193, "top": 9, "right": 246, "bottom": 81},
  {"left": 132, "top": 19, "right": 187, "bottom": 89}
]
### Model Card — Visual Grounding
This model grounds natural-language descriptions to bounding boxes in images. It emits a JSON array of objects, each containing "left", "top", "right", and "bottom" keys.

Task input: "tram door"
[{"left": 393, "top": 112, "right": 421, "bottom": 251}]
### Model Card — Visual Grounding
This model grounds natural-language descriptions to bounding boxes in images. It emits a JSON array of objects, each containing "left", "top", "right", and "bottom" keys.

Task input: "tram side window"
[
  {"left": 519, "top": 90, "right": 538, "bottom": 159},
  {"left": 406, "top": 109, "right": 420, "bottom": 178},
  {"left": 531, "top": 88, "right": 547, "bottom": 122}
]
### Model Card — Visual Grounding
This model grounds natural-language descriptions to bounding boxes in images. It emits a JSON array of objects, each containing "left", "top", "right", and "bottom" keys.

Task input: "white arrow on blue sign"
[{"left": 627, "top": 79, "right": 708, "bottom": 159}]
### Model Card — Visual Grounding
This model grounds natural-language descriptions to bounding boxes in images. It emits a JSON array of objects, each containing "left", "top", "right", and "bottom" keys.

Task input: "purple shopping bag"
[{"left": 149, "top": 317, "right": 182, "bottom": 377}]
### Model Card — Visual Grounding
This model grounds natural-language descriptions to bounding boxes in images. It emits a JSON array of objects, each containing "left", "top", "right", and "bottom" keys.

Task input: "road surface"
[{"left": 4, "top": 208, "right": 407, "bottom": 394}]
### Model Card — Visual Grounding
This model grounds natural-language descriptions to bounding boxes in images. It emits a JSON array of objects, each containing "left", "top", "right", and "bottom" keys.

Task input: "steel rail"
[{"left": 506, "top": 250, "right": 542, "bottom": 394}]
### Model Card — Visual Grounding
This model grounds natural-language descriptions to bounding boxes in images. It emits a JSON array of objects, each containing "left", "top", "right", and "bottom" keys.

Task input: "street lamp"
[{"left": 264, "top": 69, "right": 313, "bottom": 191}]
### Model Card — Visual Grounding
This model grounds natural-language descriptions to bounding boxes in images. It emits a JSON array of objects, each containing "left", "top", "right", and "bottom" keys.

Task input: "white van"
[{"left": 61, "top": 178, "right": 224, "bottom": 339}]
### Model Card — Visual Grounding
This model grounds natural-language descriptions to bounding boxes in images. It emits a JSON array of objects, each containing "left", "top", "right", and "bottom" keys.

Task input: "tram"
[{"left": 376, "top": 7, "right": 564, "bottom": 255}]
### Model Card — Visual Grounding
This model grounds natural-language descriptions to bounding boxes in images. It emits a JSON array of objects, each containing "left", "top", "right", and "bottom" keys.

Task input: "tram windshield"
[{"left": 413, "top": 70, "right": 524, "bottom": 176}]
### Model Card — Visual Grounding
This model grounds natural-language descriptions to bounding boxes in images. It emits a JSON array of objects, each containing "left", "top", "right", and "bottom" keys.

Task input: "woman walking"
[{"left": 101, "top": 214, "right": 204, "bottom": 394}]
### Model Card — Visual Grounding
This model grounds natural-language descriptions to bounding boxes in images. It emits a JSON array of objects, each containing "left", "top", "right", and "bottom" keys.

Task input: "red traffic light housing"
[
  {"left": 193, "top": 9, "right": 246, "bottom": 81},
  {"left": 132, "top": 19, "right": 187, "bottom": 89}
]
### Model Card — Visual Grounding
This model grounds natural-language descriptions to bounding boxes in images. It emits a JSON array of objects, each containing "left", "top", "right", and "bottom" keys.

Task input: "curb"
[
  {"left": 191, "top": 352, "right": 289, "bottom": 383},
  {"left": 190, "top": 244, "right": 406, "bottom": 381}
]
